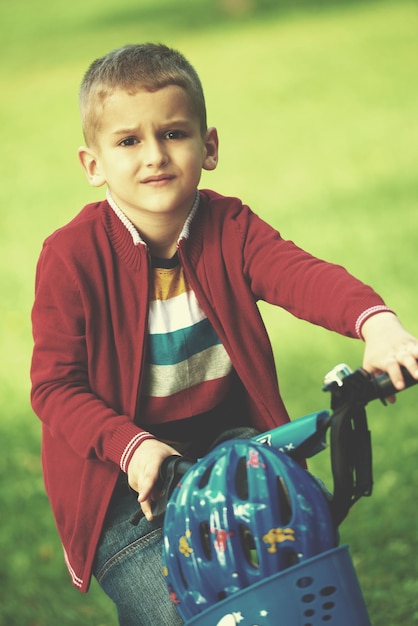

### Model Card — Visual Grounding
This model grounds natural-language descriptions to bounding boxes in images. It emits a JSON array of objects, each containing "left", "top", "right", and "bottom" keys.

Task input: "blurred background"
[{"left": 1, "top": 0, "right": 417, "bottom": 623}]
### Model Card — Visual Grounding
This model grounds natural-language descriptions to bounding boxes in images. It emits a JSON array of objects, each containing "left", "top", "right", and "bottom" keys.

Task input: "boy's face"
[{"left": 79, "top": 86, "right": 218, "bottom": 227}]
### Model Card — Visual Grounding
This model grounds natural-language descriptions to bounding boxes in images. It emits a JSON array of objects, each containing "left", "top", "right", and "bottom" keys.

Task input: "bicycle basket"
[{"left": 185, "top": 545, "right": 371, "bottom": 626}]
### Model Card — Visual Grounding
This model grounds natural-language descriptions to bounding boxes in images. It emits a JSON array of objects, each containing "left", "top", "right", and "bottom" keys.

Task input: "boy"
[{"left": 30, "top": 43, "right": 418, "bottom": 625}]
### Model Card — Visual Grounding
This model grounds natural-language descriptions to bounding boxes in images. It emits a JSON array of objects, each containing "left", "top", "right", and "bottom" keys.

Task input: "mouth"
[{"left": 141, "top": 174, "right": 175, "bottom": 185}]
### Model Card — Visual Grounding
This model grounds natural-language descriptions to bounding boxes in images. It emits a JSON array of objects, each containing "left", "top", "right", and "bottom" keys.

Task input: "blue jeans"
[{"left": 93, "top": 485, "right": 183, "bottom": 626}]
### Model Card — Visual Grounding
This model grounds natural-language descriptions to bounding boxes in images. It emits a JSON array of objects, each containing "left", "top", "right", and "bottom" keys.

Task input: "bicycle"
[{"left": 142, "top": 365, "right": 417, "bottom": 625}]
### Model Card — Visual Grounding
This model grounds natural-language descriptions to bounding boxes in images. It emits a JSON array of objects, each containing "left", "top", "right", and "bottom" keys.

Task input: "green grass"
[{"left": 1, "top": 0, "right": 417, "bottom": 623}]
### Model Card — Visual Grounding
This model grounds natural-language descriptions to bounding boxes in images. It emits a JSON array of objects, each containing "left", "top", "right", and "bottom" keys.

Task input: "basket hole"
[
  {"left": 304, "top": 609, "right": 315, "bottom": 617},
  {"left": 320, "top": 585, "right": 337, "bottom": 597},
  {"left": 302, "top": 593, "right": 316, "bottom": 603},
  {"left": 323, "top": 602, "right": 335, "bottom": 610},
  {"left": 322, "top": 616, "right": 332, "bottom": 622},
  {"left": 297, "top": 576, "right": 314, "bottom": 588}
]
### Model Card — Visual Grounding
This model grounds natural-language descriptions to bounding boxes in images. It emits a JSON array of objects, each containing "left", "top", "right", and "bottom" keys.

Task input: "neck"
[
  {"left": 106, "top": 190, "right": 199, "bottom": 259},
  {"left": 147, "top": 232, "right": 180, "bottom": 258},
  {"left": 131, "top": 209, "right": 186, "bottom": 257}
]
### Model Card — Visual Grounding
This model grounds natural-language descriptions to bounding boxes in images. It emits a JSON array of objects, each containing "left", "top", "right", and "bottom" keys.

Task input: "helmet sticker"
[
  {"left": 215, "top": 613, "right": 244, "bottom": 625},
  {"left": 246, "top": 449, "right": 266, "bottom": 469},
  {"left": 262, "top": 527, "right": 296, "bottom": 553},
  {"left": 179, "top": 529, "right": 193, "bottom": 557},
  {"left": 211, "top": 527, "right": 235, "bottom": 552}
]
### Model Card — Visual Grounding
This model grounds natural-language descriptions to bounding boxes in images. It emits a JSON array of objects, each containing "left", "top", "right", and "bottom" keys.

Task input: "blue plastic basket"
[{"left": 185, "top": 545, "right": 371, "bottom": 626}]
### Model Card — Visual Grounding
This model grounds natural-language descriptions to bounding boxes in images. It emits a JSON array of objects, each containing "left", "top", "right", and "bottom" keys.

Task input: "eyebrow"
[
  {"left": 111, "top": 118, "right": 194, "bottom": 136},
  {"left": 112, "top": 127, "right": 139, "bottom": 137}
]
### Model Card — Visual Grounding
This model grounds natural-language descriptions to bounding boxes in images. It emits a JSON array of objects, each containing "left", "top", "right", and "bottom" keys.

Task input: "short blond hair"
[{"left": 79, "top": 43, "right": 208, "bottom": 146}]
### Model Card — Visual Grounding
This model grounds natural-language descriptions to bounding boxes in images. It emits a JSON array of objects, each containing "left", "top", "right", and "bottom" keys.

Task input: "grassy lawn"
[{"left": 1, "top": 0, "right": 417, "bottom": 623}]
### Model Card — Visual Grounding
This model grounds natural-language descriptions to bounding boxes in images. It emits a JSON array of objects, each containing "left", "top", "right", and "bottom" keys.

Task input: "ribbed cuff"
[
  {"left": 355, "top": 306, "right": 395, "bottom": 339},
  {"left": 106, "top": 421, "right": 156, "bottom": 471},
  {"left": 120, "top": 431, "right": 156, "bottom": 473}
]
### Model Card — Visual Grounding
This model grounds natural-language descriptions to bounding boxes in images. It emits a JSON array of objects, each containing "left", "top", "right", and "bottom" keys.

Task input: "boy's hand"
[
  {"left": 361, "top": 312, "right": 418, "bottom": 394},
  {"left": 127, "top": 439, "right": 180, "bottom": 521}
]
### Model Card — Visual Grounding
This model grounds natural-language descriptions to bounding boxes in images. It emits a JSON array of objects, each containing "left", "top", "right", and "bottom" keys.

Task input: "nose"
[{"left": 144, "top": 138, "right": 168, "bottom": 168}]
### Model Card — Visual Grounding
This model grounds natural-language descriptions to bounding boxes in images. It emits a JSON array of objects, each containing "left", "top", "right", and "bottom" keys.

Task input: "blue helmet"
[{"left": 163, "top": 439, "right": 335, "bottom": 621}]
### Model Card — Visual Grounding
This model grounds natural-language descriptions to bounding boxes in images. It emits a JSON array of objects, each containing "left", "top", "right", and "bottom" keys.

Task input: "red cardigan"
[{"left": 30, "top": 189, "right": 390, "bottom": 591}]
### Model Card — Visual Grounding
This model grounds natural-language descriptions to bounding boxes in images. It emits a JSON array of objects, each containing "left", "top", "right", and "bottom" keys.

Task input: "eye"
[
  {"left": 119, "top": 136, "right": 139, "bottom": 147},
  {"left": 164, "top": 130, "right": 185, "bottom": 140}
]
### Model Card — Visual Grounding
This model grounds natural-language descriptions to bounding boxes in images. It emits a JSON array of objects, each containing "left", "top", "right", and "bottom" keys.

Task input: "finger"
[
  {"left": 404, "top": 357, "right": 418, "bottom": 380},
  {"left": 135, "top": 469, "right": 156, "bottom": 500},
  {"left": 395, "top": 346, "right": 418, "bottom": 381},
  {"left": 138, "top": 496, "right": 154, "bottom": 521},
  {"left": 385, "top": 360, "right": 405, "bottom": 391}
]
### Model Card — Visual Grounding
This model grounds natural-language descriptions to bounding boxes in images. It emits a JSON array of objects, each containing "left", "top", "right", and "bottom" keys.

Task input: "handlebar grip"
[
  {"left": 325, "top": 365, "right": 418, "bottom": 409},
  {"left": 129, "top": 455, "right": 194, "bottom": 525},
  {"left": 152, "top": 456, "right": 194, "bottom": 518},
  {"left": 373, "top": 366, "right": 418, "bottom": 400}
]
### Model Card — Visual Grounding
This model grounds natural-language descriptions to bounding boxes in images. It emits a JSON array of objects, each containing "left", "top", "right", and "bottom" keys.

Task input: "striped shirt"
[{"left": 139, "top": 254, "right": 235, "bottom": 451}]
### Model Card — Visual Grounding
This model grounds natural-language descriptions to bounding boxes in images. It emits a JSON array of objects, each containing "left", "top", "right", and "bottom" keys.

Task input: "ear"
[
  {"left": 202, "top": 127, "right": 219, "bottom": 171},
  {"left": 78, "top": 146, "right": 106, "bottom": 187}
]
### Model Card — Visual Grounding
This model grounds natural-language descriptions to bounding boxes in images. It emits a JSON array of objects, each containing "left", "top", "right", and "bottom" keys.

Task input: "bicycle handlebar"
[
  {"left": 129, "top": 365, "right": 417, "bottom": 525},
  {"left": 323, "top": 364, "right": 417, "bottom": 409},
  {"left": 372, "top": 367, "right": 417, "bottom": 398}
]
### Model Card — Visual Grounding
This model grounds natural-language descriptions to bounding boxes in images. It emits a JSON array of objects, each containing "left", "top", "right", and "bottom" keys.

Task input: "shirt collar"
[{"left": 106, "top": 189, "right": 200, "bottom": 247}]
